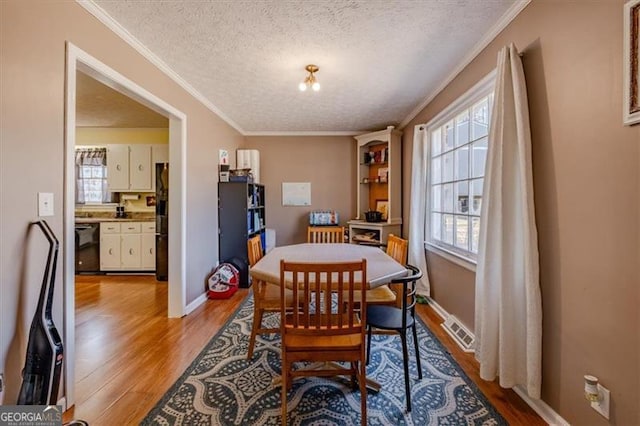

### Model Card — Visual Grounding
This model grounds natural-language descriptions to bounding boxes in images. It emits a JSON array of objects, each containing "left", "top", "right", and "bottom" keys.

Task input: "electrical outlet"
[{"left": 591, "top": 383, "right": 610, "bottom": 419}]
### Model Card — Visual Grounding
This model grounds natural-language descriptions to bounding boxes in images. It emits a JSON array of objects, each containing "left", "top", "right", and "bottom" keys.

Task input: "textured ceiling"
[
  {"left": 85, "top": 0, "right": 523, "bottom": 134},
  {"left": 76, "top": 71, "right": 168, "bottom": 128}
]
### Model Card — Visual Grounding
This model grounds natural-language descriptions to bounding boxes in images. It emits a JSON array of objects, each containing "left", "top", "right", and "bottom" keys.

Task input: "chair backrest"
[
  {"left": 393, "top": 264, "right": 423, "bottom": 327},
  {"left": 280, "top": 259, "right": 366, "bottom": 337},
  {"left": 386, "top": 234, "right": 408, "bottom": 264},
  {"left": 247, "top": 235, "right": 263, "bottom": 267},
  {"left": 307, "top": 226, "right": 345, "bottom": 244}
]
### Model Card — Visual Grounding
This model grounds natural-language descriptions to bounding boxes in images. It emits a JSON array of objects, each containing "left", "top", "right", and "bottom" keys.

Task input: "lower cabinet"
[{"left": 100, "top": 221, "right": 156, "bottom": 271}]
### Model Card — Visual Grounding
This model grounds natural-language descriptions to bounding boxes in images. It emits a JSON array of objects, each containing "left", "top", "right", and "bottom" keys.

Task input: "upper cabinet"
[
  {"left": 107, "top": 144, "right": 168, "bottom": 192},
  {"left": 355, "top": 127, "right": 402, "bottom": 224}
]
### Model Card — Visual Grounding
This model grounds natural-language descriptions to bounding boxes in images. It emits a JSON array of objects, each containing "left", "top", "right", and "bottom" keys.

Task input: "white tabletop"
[{"left": 249, "top": 243, "right": 407, "bottom": 288}]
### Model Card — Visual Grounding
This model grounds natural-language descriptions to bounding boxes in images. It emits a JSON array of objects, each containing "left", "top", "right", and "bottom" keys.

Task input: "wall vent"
[{"left": 442, "top": 315, "right": 475, "bottom": 352}]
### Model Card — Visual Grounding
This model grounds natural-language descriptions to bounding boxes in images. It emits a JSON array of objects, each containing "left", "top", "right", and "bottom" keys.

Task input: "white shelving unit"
[{"left": 348, "top": 126, "right": 402, "bottom": 246}]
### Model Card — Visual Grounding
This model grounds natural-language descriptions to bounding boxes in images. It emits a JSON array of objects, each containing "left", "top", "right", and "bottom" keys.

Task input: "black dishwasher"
[{"left": 75, "top": 223, "right": 100, "bottom": 273}]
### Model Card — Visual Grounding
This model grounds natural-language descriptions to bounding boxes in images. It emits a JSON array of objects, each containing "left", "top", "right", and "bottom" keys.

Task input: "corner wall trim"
[{"left": 185, "top": 292, "right": 208, "bottom": 316}]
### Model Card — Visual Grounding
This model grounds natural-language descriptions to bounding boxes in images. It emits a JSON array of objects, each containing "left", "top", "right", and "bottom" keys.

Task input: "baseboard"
[
  {"left": 426, "top": 296, "right": 567, "bottom": 426},
  {"left": 57, "top": 396, "right": 67, "bottom": 411},
  {"left": 425, "top": 296, "right": 449, "bottom": 321},
  {"left": 513, "top": 386, "right": 569, "bottom": 426},
  {"left": 185, "top": 292, "right": 208, "bottom": 315}
]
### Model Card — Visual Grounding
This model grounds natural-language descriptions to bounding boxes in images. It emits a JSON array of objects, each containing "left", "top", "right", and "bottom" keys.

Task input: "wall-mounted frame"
[{"left": 624, "top": 0, "right": 640, "bottom": 125}]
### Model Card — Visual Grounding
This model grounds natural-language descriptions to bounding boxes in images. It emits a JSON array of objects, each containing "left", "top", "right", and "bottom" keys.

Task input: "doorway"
[{"left": 64, "top": 42, "right": 187, "bottom": 408}]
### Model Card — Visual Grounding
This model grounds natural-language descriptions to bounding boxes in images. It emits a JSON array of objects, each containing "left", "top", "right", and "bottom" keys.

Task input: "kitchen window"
[
  {"left": 75, "top": 147, "right": 111, "bottom": 204},
  {"left": 425, "top": 75, "right": 494, "bottom": 264}
]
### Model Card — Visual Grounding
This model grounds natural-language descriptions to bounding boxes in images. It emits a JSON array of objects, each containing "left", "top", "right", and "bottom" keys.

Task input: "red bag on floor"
[{"left": 207, "top": 263, "right": 239, "bottom": 299}]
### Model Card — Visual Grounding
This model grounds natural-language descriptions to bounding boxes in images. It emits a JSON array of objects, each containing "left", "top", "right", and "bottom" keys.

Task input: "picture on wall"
[{"left": 624, "top": 0, "right": 640, "bottom": 125}]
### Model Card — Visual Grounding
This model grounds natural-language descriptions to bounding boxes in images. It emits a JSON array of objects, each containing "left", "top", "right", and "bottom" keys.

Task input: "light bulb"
[
  {"left": 298, "top": 82, "right": 308, "bottom": 91},
  {"left": 312, "top": 81, "right": 320, "bottom": 91}
]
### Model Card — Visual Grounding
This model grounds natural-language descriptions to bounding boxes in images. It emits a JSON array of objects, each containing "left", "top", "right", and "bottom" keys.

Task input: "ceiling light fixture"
[{"left": 298, "top": 64, "right": 320, "bottom": 92}]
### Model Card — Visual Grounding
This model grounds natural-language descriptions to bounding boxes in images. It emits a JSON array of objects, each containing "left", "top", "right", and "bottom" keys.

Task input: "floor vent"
[{"left": 442, "top": 315, "right": 475, "bottom": 353}]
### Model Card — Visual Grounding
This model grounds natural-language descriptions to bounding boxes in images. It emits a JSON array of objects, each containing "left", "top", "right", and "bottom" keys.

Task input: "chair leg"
[
  {"left": 359, "top": 358, "right": 367, "bottom": 426},
  {"left": 411, "top": 324, "right": 423, "bottom": 379},
  {"left": 247, "top": 307, "right": 264, "bottom": 359},
  {"left": 281, "top": 358, "right": 288, "bottom": 426},
  {"left": 366, "top": 326, "right": 373, "bottom": 365},
  {"left": 400, "top": 334, "right": 412, "bottom": 412}
]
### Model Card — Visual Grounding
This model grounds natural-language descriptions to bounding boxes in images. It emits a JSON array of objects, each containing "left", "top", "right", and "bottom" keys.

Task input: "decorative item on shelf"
[
  {"left": 309, "top": 210, "right": 339, "bottom": 226},
  {"left": 378, "top": 167, "right": 389, "bottom": 183},
  {"left": 375, "top": 200, "right": 388, "bottom": 220},
  {"left": 298, "top": 64, "right": 320, "bottom": 92},
  {"left": 229, "top": 168, "right": 253, "bottom": 182}
]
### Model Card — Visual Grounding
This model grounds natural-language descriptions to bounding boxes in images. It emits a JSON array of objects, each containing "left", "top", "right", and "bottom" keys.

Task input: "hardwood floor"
[{"left": 64, "top": 275, "right": 545, "bottom": 425}]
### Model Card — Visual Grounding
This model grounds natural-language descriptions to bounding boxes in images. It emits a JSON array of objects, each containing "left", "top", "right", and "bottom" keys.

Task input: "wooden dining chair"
[
  {"left": 247, "top": 235, "right": 290, "bottom": 359},
  {"left": 385, "top": 234, "right": 409, "bottom": 308},
  {"left": 366, "top": 264, "right": 423, "bottom": 412},
  {"left": 280, "top": 259, "right": 368, "bottom": 426},
  {"left": 307, "top": 226, "right": 345, "bottom": 243}
]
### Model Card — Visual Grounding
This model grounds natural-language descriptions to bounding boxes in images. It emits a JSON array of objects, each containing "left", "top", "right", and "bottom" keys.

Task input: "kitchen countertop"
[{"left": 75, "top": 217, "right": 155, "bottom": 224}]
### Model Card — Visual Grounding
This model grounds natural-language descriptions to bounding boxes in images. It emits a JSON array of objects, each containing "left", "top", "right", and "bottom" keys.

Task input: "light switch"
[{"left": 38, "top": 192, "right": 54, "bottom": 217}]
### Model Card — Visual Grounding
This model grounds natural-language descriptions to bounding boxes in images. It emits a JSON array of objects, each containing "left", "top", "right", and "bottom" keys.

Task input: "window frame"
[{"left": 423, "top": 70, "right": 496, "bottom": 270}]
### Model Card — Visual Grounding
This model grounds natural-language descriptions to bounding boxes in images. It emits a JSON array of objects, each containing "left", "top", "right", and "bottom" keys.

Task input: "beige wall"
[
  {"left": 0, "top": 0, "right": 243, "bottom": 403},
  {"left": 245, "top": 136, "right": 356, "bottom": 245},
  {"left": 403, "top": 1, "right": 640, "bottom": 424},
  {"left": 76, "top": 127, "right": 169, "bottom": 145}
]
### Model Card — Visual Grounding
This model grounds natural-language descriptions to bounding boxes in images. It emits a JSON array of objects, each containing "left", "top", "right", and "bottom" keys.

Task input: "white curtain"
[
  {"left": 474, "top": 43, "right": 542, "bottom": 399},
  {"left": 408, "top": 126, "right": 431, "bottom": 296}
]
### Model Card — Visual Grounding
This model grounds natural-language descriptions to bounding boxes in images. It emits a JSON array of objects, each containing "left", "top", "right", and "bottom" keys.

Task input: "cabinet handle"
[
  {"left": 149, "top": 248, "right": 153, "bottom": 254},
  {"left": 116, "top": 164, "right": 121, "bottom": 171},
  {"left": 138, "top": 164, "right": 144, "bottom": 171},
  {"left": 109, "top": 249, "right": 113, "bottom": 255},
  {"left": 130, "top": 249, "right": 134, "bottom": 255}
]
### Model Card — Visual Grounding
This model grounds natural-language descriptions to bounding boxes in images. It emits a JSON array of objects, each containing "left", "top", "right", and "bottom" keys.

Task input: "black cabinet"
[{"left": 218, "top": 182, "right": 266, "bottom": 287}]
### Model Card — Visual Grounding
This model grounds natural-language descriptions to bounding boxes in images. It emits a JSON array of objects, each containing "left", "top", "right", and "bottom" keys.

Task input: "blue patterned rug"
[{"left": 141, "top": 296, "right": 506, "bottom": 425}]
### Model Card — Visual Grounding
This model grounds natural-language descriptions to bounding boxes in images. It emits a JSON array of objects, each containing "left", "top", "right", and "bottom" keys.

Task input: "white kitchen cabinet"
[
  {"left": 100, "top": 223, "right": 122, "bottom": 270},
  {"left": 129, "top": 145, "right": 152, "bottom": 191},
  {"left": 106, "top": 145, "right": 130, "bottom": 191},
  {"left": 141, "top": 233, "right": 156, "bottom": 269},
  {"left": 106, "top": 144, "right": 152, "bottom": 192},
  {"left": 100, "top": 221, "right": 155, "bottom": 271},
  {"left": 121, "top": 234, "right": 141, "bottom": 269}
]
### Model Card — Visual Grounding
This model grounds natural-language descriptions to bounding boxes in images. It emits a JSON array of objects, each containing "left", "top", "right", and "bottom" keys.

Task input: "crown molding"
[
  {"left": 399, "top": 0, "right": 531, "bottom": 129},
  {"left": 244, "top": 130, "right": 362, "bottom": 137},
  {"left": 77, "top": 0, "right": 246, "bottom": 135}
]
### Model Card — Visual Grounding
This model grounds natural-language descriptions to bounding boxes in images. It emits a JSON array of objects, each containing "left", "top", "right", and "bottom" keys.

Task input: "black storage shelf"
[{"left": 218, "top": 182, "right": 266, "bottom": 288}]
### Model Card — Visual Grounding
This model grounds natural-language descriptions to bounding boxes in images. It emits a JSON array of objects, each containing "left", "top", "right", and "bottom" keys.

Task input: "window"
[
  {"left": 425, "top": 76, "right": 494, "bottom": 263},
  {"left": 75, "top": 147, "right": 111, "bottom": 204}
]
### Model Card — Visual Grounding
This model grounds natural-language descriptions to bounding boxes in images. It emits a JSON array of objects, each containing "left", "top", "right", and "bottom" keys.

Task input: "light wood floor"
[{"left": 64, "top": 275, "right": 545, "bottom": 425}]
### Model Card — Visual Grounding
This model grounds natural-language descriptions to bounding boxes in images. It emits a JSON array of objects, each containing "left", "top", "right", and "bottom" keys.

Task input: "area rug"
[{"left": 141, "top": 296, "right": 506, "bottom": 425}]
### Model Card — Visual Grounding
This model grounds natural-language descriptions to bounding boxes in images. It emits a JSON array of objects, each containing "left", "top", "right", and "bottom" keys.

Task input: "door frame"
[{"left": 64, "top": 42, "right": 188, "bottom": 407}]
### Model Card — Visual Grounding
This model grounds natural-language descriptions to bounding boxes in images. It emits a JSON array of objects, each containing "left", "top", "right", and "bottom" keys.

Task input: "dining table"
[
  {"left": 248, "top": 242, "right": 408, "bottom": 392},
  {"left": 249, "top": 242, "right": 407, "bottom": 289}
]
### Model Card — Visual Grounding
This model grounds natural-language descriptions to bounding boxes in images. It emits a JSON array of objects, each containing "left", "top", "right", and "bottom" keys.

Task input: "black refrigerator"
[{"left": 156, "top": 163, "right": 169, "bottom": 281}]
